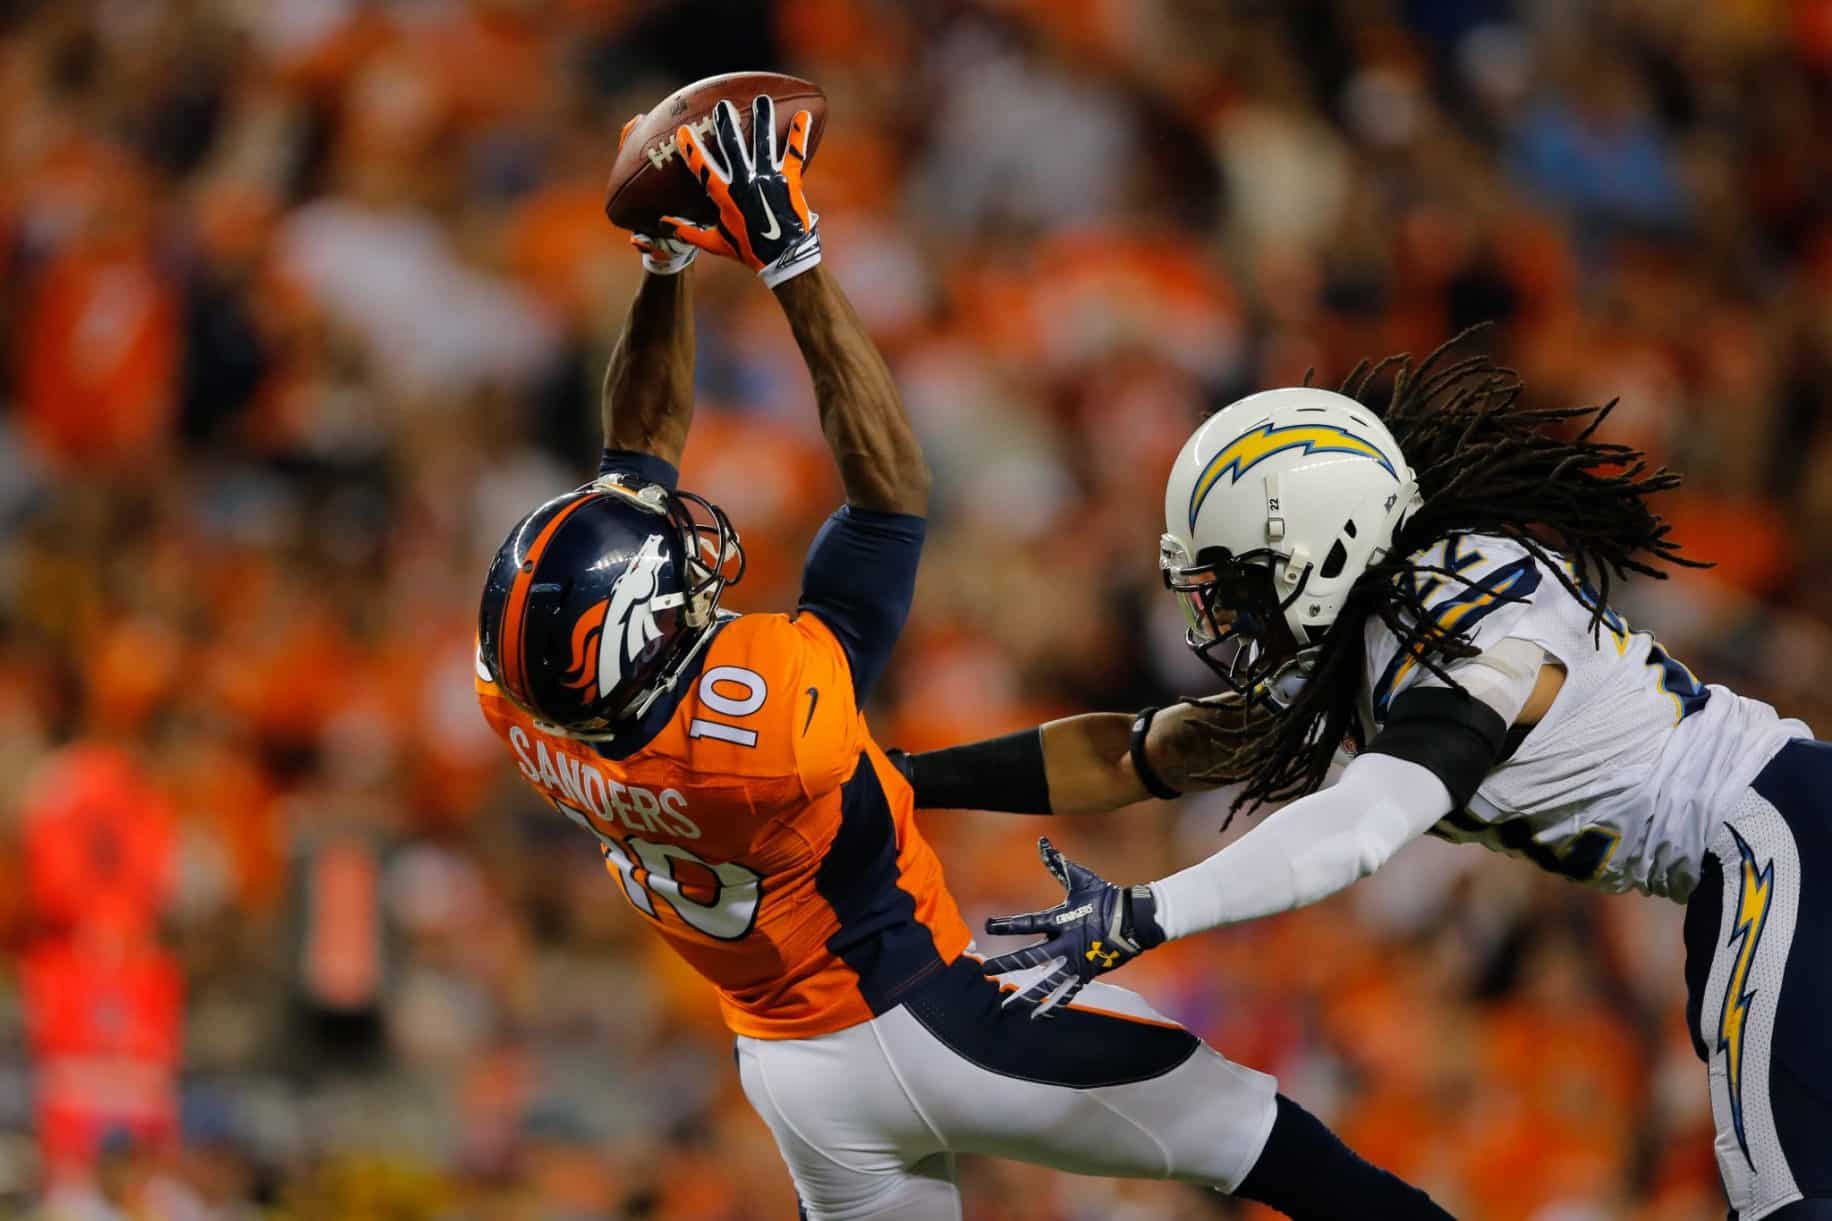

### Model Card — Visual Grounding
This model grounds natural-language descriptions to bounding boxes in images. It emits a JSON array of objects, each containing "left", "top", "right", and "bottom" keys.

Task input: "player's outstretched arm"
[
  {"left": 603, "top": 116, "right": 699, "bottom": 467},
  {"left": 660, "top": 94, "right": 927, "bottom": 513},
  {"left": 662, "top": 94, "right": 927, "bottom": 708},
  {"left": 982, "top": 652, "right": 1558, "bottom": 965},
  {"left": 601, "top": 268, "right": 694, "bottom": 466},
  {"left": 893, "top": 698, "right": 1251, "bottom": 815},
  {"left": 971, "top": 753, "right": 1453, "bottom": 1018},
  {"left": 1142, "top": 752, "right": 1452, "bottom": 937},
  {"left": 1145, "top": 666, "right": 1558, "bottom": 940},
  {"left": 773, "top": 265, "right": 929, "bottom": 515}
]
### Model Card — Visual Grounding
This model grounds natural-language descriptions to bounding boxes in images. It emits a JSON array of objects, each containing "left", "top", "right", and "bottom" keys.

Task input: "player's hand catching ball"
[
  {"left": 979, "top": 837, "right": 1166, "bottom": 1018},
  {"left": 663, "top": 95, "right": 821, "bottom": 287},
  {"left": 616, "top": 114, "right": 698, "bottom": 276}
]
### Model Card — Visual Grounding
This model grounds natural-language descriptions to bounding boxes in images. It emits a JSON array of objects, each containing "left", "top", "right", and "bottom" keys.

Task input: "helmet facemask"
[
  {"left": 1160, "top": 534, "right": 1316, "bottom": 712},
  {"left": 661, "top": 485, "right": 746, "bottom": 631}
]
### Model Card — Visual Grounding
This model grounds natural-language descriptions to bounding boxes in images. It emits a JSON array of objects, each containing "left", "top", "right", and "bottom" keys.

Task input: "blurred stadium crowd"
[{"left": 4, "top": 0, "right": 1832, "bottom": 1217}]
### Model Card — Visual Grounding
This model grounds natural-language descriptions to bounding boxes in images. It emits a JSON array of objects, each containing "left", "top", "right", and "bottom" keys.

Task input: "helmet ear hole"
[
  {"left": 1343, "top": 518, "right": 1358, "bottom": 539},
  {"left": 1320, "top": 538, "right": 1350, "bottom": 580}
]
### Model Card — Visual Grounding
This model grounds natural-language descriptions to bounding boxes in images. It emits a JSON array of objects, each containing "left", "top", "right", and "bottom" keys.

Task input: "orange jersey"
[{"left": 477, "top": 610, "right": 971, "bottom": 1039}]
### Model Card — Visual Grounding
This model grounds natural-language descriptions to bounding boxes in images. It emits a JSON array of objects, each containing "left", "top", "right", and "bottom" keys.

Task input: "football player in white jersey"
[{"left": 895, "top": 346, "right": 1831, "bottom": 1221}]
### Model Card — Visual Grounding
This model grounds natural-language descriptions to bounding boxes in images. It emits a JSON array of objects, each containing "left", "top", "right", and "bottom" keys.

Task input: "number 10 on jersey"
[
  {"left": 559, "top": 804, "right": 762, "bottom": 941},
  {"left": 597, "top": 833, "right": 762, "bottom": 940},
  {"left": 556, "top": 664, "right": 770, "bottom": 940}
]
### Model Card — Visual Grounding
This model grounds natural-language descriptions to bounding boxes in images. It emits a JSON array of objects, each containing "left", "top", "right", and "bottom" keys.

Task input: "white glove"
[{"left": 630, "top": 232, "right": 698, "bottom": 276}]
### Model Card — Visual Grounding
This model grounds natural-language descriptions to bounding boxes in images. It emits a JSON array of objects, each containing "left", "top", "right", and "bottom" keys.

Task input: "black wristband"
[
  {"left": 1129, "top": 706, "right": 1182, "bottom": 800},
  {"left": 1125, "top": 885, "right": 1166, "bottom": 948},
  {"left": 902, "top": 729, "right": 1052, "bottom": 814}
]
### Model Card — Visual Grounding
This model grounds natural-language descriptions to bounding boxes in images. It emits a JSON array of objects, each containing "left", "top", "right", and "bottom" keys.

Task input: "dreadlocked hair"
[{"left": 1188, "top": 332, "right": 1707, "bottom": 819}]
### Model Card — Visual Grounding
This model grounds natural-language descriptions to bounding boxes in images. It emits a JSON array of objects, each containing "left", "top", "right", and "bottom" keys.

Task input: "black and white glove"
[
  {"left": 663, "top": 95, "right": 821, "bottom": 288},
  {"left": 630, "top": 230, "right": 698, "bottom": 276},
  {"left": 978, "top": 837, "right": 1166, "bottom": 1018}
]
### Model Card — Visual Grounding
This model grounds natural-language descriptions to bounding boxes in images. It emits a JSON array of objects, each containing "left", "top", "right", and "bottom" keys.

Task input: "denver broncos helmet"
[
  {"left": 1160, "top": 387, "right": 1421, "bottom": 703},
  {"left": 479, "top": 474, "right": 744, "bottom": 740}
]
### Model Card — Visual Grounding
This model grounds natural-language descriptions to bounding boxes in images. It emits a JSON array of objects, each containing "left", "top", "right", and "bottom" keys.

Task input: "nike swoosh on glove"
[
  {"left": 979, "top": 837, "right": 1166, "bottom": 1018},
  {"left": 663, "top": 95, "right": 820, "bottom": 288}
]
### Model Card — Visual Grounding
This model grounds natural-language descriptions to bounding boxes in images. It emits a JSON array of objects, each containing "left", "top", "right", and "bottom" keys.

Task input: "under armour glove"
[
  {"left": 617, "top": 114, "right": 697, "bottom": 275},
  {"left": 663, "top": 95, "right": 821, "bottom": 288},
  {"left": 978, "top": 837, "right": 1166, "bottom": 1018}
]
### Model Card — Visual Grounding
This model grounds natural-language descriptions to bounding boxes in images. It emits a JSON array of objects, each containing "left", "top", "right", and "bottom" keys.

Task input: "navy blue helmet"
[{"left": 479, "top": 475, "right": 743, "bottom": 739}]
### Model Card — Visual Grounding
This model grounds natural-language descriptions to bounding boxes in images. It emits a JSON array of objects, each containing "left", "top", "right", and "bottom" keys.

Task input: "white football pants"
[{"left": 735, "top": 957, "right": 1278, "bottom": 1220}]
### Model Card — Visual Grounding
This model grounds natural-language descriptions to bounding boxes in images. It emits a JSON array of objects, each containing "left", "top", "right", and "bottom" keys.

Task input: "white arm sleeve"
[{"left": 1148, "top": 752, "right": 1455, "bottom": 940}]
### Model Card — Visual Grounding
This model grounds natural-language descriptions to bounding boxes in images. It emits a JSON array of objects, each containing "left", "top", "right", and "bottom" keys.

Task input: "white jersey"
[{"left": 1359, "top": 533, "right": 1810, "bottom": 902}]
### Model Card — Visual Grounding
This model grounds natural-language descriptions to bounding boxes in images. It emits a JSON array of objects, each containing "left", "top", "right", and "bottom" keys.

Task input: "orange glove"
[{"left": 662, "top": 95, "right": 820, "bottom": 287}]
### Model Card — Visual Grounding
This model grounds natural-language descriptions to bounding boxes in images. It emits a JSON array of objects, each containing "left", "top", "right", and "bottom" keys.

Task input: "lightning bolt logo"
[
  {"left": 1375, "top": 560, "right": 1537, "bottom": 717},
  {"left": 1716, "top": 823, "right": 1775, "bottom": 1170},
  {"left": 1188, "top": 422, "right": 1396, "bottom": 531}
]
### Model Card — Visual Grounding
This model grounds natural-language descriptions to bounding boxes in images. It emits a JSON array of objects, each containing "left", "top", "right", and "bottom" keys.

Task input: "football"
[{"left": 604, "top": 71, "right": 827, "bottom": 234}]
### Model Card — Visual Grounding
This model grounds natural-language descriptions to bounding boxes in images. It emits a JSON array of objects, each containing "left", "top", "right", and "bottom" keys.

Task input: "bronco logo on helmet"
[{"left": 562, "top": 534, "right": 672, "bottom": 700}]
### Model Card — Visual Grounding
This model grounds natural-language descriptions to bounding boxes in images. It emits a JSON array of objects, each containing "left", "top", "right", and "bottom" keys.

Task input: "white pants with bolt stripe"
[
  {"left": 735, "top": 959, "right": 1278, "bottom": 1220},
  {"left": 1684, "top": 741, "right": 1832, "bottom": 1221}
]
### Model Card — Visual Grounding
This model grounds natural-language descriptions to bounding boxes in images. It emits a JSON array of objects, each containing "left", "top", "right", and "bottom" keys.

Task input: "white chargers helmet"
[{"left": 1161, "top": 387, "right": 1421, "bottom": 701}]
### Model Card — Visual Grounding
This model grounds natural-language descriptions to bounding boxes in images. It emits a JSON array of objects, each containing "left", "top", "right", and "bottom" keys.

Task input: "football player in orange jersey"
[{"left": 475, "top": 96, "right": 1450, "bottom": 1220}]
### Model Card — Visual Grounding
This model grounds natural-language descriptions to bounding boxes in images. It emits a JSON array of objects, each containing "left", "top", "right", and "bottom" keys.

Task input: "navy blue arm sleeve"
[
  {"left": 896, "top": 731, "right": 1053, "bottom": 813},
  {"left": 797, "top": 505, "right": 926, "bottom": 703},
  {"left": 599, "top": 448, "right": 680, "bottom": 490}
]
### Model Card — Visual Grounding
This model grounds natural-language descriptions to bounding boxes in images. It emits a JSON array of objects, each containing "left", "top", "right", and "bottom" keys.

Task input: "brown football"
[{"left": 604, "top": 71, "right": 827, "bottom": 234}]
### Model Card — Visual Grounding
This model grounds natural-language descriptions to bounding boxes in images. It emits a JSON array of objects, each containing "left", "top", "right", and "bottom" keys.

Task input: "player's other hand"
[
  {"left": 630, "top": 230, "right": 698, "bottom": 276},
  {"left": 662, "top": 95, "right": 820, "bottom": 287},
  {"left": 978, "top": 837, "right": 1165, "bottom": 1019},
  {"left": 616, "top": 113, "right": 698, "bottom": 276}
]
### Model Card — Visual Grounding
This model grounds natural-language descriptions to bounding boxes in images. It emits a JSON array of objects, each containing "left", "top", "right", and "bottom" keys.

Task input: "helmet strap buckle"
[
  {"left": 1263, "top": 472, "right": 1286, "bottom": 543},
  {"left": 1279, "top": 543, "right": 1308, "bottom": 587}
]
